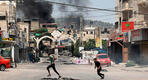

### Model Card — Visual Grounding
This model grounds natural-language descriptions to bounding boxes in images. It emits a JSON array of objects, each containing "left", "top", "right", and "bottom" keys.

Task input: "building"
[
  {"left": 110, "top": 0, "right": 148, "bottom": 64},
  {"left": 82, "top": 26, "right": 97, "bottom": 42},
  {"left": 30, "top": 19, "right": 40, "bottom": 31},
  {"left": 0, "top": 0, "right": 16, "bottom": 31},
  {"left": 101, "top": 28, "right": 110, "bottom": 41},
  {"left": 17, "top": 22, "right": 30, "bottom": 48}
]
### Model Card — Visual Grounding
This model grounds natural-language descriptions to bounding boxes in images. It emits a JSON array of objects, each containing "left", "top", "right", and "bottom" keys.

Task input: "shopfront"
[
  {"left": 131, "top": 28, "right": 148, "bottom": 64},
  {"left": 0, "top": 41, "right": 15, "bottom": 62}
]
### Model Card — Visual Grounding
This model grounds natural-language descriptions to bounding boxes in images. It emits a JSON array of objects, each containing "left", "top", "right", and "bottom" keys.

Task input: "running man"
[
  {"left": 94, "top": 58, "right": 104, "bottom": 79},
  {"left": 47, "top": 53, "right": 61, "bottom": 79}
]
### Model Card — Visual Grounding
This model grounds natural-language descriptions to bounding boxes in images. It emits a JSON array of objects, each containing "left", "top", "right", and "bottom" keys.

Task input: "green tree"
[
  {"left": 73, "top": 39, "right": 81, "bottom": 57},
  {"left": 102, "top": 40, "right": 107, "bottom": 49},
  {"left": 84, "top": 39, "right": 96, "bottom": 50}
]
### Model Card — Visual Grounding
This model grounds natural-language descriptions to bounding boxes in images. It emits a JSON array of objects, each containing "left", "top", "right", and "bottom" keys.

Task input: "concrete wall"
[
  {"left": 0, "top": 20, "right": 7, "bottom": 31},
  {"left": 31, "top": 21, "right": 39, "bottom": 30}
]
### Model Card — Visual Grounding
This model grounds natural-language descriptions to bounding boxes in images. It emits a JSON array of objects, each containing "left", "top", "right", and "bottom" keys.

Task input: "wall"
[
  {"left": 31, "top": 21, "right": 39, "bottom": 30},
  {"left": 0, "top": 20, "right": 7, "bottom": 31}
]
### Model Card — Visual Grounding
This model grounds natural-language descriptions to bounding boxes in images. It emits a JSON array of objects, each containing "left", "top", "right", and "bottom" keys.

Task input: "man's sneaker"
[
  {"left": 58, "top": 75, "right": 62, "bottom": 79},
  {"left": 101, "top": 74, "right": 104, "bottom": 79},
  {"left": 47, "top": 74, "right": 51, "bottom": 77}
]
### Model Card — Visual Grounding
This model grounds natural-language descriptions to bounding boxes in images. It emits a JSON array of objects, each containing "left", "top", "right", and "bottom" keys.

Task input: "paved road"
[{"left": 0, "top": 62, "right": 148, "bottom": 80}]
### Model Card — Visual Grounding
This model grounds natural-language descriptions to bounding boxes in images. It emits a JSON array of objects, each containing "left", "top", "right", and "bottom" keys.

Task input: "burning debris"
[{"left": 16, "top": 0, "right": 54, "bottom": 23}]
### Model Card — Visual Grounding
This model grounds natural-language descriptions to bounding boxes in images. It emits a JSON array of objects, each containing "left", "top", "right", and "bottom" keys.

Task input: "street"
[
  {"left": 1, "top": 61, "right": 148, "bottom": 80},
  {"left": 0, "top": 0, "right": 148, "bottom": 80}
]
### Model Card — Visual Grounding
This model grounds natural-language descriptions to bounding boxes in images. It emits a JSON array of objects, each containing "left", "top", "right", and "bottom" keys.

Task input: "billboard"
[{"left": 96, "top": 37, "right": 102, "bottom": 48}]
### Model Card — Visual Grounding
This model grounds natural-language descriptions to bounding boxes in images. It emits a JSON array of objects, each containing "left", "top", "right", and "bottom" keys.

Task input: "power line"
[
  {"left": 47, "top": 1, "right": 121, "bottom": 13},
  {"left": 47, "top": 1, "right": 148, "bottom": 15},
  {"left": 86, "top": 13, "right": 116, "bottom": 18},
  {"left": 86, "top": 17, "right": 115, "bottom": 21}
]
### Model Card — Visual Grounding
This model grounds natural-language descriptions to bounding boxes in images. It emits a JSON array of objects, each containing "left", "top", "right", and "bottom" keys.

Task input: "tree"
[
  {"left": 73, "top": 39, "right": 81, "bottom": 57},
  {"left": 102, "top": 40, "right": 107, "bottom": 49},
  {"left": 84, "top": 39, "right": 96, "bottom": 50}
]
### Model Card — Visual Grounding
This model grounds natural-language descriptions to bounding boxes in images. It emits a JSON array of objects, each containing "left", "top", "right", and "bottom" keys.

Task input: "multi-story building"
[
  {"left": 110, "top": 0, "right": 148, "bottom": 64},
  {"left": 82, "top": 26, "right": 97, "bottom": 42},
  {"left": 0, "top": 0, "right": 16, "bottom": 40}
]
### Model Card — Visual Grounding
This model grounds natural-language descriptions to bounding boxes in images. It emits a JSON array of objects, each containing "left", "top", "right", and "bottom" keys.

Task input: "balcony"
[
  {"left": 122, "top": 2, "right": 133, "bottom": 11},
  {"left": 138, "top": 0, "right": 148, "bottom": 7},
  {"left": 122, "top": 10, "right": 133, "bottom": 21}
]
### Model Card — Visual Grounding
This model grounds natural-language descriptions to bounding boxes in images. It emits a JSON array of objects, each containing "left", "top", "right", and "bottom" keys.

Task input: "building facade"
[
  {"left": 110, "top": 0, "right": 148, "bottom": 64},
  {"left": 82, "top": 26, "right": 97, "bottom": 42}
]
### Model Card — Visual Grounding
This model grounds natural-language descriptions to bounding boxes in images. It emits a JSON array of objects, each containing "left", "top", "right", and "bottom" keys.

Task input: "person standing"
[
  {"left": 94, "top": 58, "right": 104, "bottom": 79},
  {"left": 47, "top": 53, "right": 61, "bottom": 79}
]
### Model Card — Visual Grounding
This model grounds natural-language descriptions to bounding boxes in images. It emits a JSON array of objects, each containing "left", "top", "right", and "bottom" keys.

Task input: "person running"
[
  {"left": 94, "top": 58, "right": 104, "bottom": 79},
  {"left": 47, "top": 53, "right": 61, "bottom": 79}
]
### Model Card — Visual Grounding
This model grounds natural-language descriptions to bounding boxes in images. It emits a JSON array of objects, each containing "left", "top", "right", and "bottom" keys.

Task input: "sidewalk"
[{"left": 111, "top": 62, "right": 148, "bottom": 72}]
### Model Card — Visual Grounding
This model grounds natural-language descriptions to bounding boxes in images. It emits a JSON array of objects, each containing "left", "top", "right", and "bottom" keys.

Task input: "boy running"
[{"left": 47, "top": 53, "right": 61, "bottom": 79}]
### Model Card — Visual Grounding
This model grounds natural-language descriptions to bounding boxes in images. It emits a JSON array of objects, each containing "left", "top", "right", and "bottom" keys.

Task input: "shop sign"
[
  {"left": 131, "top": 28, "right": 148, "bottom": 41},
  {"left": 131, "top": 29, "right": 141, "bottom": 41},
  {"left": 2, "top": 38, "right": 13, "bottom": 41}
]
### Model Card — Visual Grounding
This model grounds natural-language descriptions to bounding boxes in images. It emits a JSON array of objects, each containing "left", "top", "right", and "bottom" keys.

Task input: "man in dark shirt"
[
  {"left": 94, "top": 58, "right": 104, "bottom": 79},
  {"left": 47, "top": 53, "right": 61, "bottom": 79}
]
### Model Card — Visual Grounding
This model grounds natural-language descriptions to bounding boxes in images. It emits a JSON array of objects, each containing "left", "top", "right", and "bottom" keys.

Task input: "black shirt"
[{"left": 94, "top": 61, "right": 102, "bottom": 70}]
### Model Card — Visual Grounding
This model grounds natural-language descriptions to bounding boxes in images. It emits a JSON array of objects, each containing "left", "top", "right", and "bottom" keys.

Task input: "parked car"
[
  {"left": 96, "top": 54, "right": 111, "bottom": 66},
  {"left": 0, "top": 56, "right": 10, "bottom": 71}
]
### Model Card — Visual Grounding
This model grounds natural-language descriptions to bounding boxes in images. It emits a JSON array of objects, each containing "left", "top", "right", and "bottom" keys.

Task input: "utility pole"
[{"left": 80, "top": 16, "right": 83, "bottom": 46}]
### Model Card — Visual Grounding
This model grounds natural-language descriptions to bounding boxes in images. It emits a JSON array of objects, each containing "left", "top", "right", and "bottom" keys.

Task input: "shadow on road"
[
  {"left": 41, "top": 77, "right": 80, "bottom": 80},
  {"left": 102, "top": 69, "right": 108, "bottom": 72}
]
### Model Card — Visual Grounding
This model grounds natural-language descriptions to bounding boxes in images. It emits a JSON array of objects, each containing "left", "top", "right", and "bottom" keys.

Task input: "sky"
[{"left": 47, "top": 0, "right": 115, "bottom": 23}]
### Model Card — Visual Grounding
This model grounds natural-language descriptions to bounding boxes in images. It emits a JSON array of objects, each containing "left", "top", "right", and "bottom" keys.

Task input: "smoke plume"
[
  {"left": 57, "top": 0, "right": 90, "bottom": 30},
  {"left": 17, "top": 0, "right": 54, "bottom": 23}
]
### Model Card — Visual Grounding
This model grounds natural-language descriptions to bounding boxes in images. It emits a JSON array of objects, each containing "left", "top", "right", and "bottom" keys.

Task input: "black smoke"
[
  {"left": 56, "top": 0, "right": 90, "bottom": 30},
  {"left": 17, "top": 0, "right": 54, "bottom": 23}
]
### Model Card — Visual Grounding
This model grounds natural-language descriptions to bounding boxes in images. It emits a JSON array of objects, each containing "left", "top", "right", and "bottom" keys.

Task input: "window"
[
  {"left": 90, "top": 31, "right": 93, "bottom": 34},
  {"left": 42, "top": 25, "right": 46, "bottom": 28},
  {"left": 0, "top": 16, "right": 6, "bottom": 20},
  {"left": 24, "top": 28, "right": 26, "bottom": 32}
]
